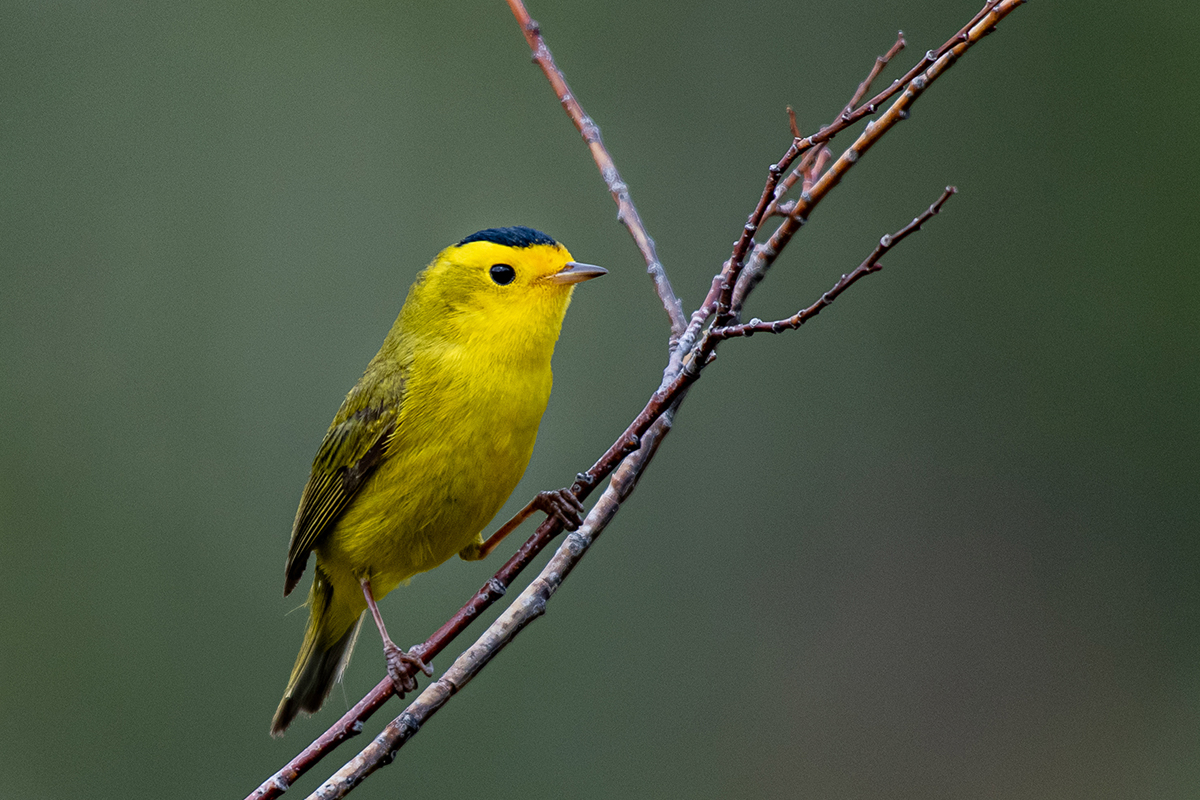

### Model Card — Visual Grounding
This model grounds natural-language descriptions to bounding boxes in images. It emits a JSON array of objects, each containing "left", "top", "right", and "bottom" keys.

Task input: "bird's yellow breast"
[{"left": 318, "top": 335, "right": 553, "bottom": 597}]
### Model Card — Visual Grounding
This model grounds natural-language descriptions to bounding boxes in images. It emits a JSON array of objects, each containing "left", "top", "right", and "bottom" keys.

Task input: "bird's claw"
[
  {"left": 535, "top": 487, "right": 586, "bottom": 531},
  {"left": 384, "top": 642, "right": 433, "bottom": 696}
]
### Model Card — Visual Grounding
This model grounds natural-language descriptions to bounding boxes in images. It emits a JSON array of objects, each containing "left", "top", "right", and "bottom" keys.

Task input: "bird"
[{"left": 271, "top": 226, "right": 606, "bottom": 735}]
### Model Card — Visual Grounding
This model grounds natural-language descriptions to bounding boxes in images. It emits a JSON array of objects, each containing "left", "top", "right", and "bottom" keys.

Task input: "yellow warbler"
[{"left": 272, "top": 226, "right": 605, "bottom": 735}]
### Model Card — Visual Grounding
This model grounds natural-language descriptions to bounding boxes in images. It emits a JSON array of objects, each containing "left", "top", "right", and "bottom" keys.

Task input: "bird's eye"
[{"left": 489, "top": 264, "right": 516, "bottom": 285}]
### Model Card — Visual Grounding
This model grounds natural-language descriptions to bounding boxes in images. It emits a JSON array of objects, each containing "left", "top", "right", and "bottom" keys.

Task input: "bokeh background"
[{"left": 2, "top": 1, "right": 1196, "bottom": 798}]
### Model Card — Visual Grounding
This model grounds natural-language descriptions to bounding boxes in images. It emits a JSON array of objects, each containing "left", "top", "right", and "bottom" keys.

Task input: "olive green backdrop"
[{"left": 2, "top": 1, "right": 1196, "bottom": 798}]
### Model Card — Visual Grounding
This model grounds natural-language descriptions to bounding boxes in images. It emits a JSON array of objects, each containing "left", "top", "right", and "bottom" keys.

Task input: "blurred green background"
[{"left": 2, "top": 1, "right": 1197, "bottom": 798}]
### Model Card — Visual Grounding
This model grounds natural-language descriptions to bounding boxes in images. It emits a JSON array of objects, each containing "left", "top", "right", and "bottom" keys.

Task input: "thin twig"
[
  {"left": 808, "top": 0, "right": 1003, "bottom": 150},
  {"left": 773, "top": 147, "right": 832, "bottom": 219},
  {"left": 713, "top": 186, "right": 957, "bottom": 341},
  {"left": 723, "top": 2, "right": 1006, "bottom": 321},
  {"left": 730, "top": 0, "right": 1023, "bottom": 316},
  {"left": 765, "top": 146, "right": 818, "bottom": 220},
  {"left": 505, "top": 0, "right": 687, "bottom": 341},
  {"left": 787, "top": 106, "right": 801, "bottom": 138},
  {"left": 765, "top": 31, "right": 905, "bottom": 221},
  {"left": 712, "top": 162, "right": 784, "bottom": 328},
  {"left": 842, "top": 32, "right": 908, "bottom": 118},
  {"left": 678, "top": 0, "right": 1018, "bottom": 362},
  {"left": 803, "top": 147, "right": 832, "bottom": 196}
]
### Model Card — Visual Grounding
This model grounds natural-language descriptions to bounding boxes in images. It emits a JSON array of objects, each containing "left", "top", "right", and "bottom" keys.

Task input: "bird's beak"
[{"left": 547, "top": 261, "right": 608, "bottom": 285}]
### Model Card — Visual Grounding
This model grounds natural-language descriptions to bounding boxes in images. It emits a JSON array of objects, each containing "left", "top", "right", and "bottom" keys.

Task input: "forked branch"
[
  {"left": 248, "top": 2, "right": 1024, "bottom": 797},
  {"left": 730, "top": 0, "right": 1022, "bottom": 316},
  {"left": 712, "top": 186, "right": 957, "bottom": 341},
  {"left": 764, "top": 31, "right": 906, "bottom": 221}
]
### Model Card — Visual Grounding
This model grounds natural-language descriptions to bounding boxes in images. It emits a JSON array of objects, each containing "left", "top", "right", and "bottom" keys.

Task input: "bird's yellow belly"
[{"left": 318, "top": 353, "right": 551, "bottom": 599}]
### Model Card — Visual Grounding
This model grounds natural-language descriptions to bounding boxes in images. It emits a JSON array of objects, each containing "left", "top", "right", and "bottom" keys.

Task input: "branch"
[
  {"left": 802, "top": 0, "right": 1006, "bottom": 153},
  {"left": 730, "top": 0, "right": 1023, "bottom": 316},
  {"left": 764, "top": 31, "right": 905, "bottom": 222},
  {"left": 843, "top": 31, "right": 910, "bottom": 118},
  {"left": 769, "top": 146, "right": 833, "bottom": 221},
  {"left": 505, "top": 0, "right": 687, "bottom": 341},
  {"left": 712, "top": 186, "right": 957, "bottom": 341}
]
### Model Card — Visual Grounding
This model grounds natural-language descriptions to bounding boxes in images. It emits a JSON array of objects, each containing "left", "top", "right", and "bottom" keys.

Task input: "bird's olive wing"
[{"left": 283, "top": 399, "right": 398, "bottom": 596}]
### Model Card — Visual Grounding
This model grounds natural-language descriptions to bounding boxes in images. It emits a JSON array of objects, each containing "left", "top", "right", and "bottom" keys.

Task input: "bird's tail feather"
[{"left": 271, "top": 567, "right": 363, "bottom": 736}]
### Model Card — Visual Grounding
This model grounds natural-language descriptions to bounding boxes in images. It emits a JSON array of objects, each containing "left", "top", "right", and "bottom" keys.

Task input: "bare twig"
[
  {"left": 724, "top": 1, "right": 1007, "bottom": 322},
  {"left": 731, "top": 0, "right": 1023, "bottom": 315},
  {"left": 714, "top": 186, "right": 957, "bottom": 341},
  {"left": 804, "top": 0, "right": 1004, "bottom": 151},
  {"left": 716, "top": 29, "right": 918, "bottom": 322},
  {"left": 773, "top": 147, "right": 832, "bottom": 219},
  {"left": 766, "top": 146, "right": 818, "bottom": 220},
  {"left": 678, "top": 0, "right": 1020, "bottom": 363},
  {"left": 842, "top": 31, "right": 908, "bottom": 118},
  {"left": 803, "top": 148, "right": 832, "bottom": 197},
  {"left": 505, "top": 0, "right": 687, "bottom": 341},
  {"left": 711, "top": 161, "right": 786, "bottom": 327},
  {"left": 765, "top": 31, "right": 906, "bottom": 221}
]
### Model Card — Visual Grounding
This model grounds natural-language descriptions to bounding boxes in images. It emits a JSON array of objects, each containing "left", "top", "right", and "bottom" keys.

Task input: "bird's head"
[{"left": 401, "top": 226, "right": 606, "bottom": 359}]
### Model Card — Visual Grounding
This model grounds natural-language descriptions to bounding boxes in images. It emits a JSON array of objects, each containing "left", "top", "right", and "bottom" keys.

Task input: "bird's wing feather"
[{"left": 284, "top": 379, "right": 402, "bottom": 596}]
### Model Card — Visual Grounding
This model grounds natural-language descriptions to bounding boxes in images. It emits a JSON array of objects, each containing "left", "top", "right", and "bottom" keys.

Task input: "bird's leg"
[
  {"left": 360, "top": 578, "right": 434, "bottom": 695},
  {"left": 463, "top": 488, "right": 587, "bottom": 561}
]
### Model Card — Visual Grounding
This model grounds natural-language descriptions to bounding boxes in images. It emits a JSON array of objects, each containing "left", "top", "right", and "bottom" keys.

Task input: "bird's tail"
[{"left": 271, "top": 567, "right": 363, "bottom": 736}]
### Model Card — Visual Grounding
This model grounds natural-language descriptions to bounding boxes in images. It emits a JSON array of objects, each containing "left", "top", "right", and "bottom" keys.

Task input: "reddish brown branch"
[
  {"left": 802, "top": 0, "right": 1003, "bottom": 152},
  {"left": 772, "top": 147, "right": 832, "bottom": 220},
  {"left": 689, "top": 22, "right": 929, "bottom": 350},
  {"left": 842, "top": 32, "right": 908, "bottom": 119},
  {"left": 505, "top": 0, "right": 687, "bottom": 340},
  {"left": 731, "top": 0, "right": 1023, "bottom": 316},
  {"left": 712, "top": 162, "right": 785, "bottom": 327},
  {"left": 765, "top": 31, "right": 905, "bottom": 222},
  {"left": 802, "top": 148, "right": 832, "bottom": 198},
  {"left": 713, "top": 186, "right": 957, "bottom": 341},
  {"left": 757, "top": 1, "right": 998, "bottom": 232},
  {"left": 787, "top": 106, "right": 801, "bottom": 138}
]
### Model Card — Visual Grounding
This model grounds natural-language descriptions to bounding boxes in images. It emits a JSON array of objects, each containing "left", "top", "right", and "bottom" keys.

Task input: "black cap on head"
[{"left": 457, "top": 226, "right": 557, "bottom": 249}]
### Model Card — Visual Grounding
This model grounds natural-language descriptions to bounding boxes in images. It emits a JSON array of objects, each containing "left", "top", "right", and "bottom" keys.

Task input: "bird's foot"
[
  {"left": 534, "top": 487, "right": 586, "bottom": 531},
  {"left": 384, "top": 642, "right": 433, "bottom": 695}
]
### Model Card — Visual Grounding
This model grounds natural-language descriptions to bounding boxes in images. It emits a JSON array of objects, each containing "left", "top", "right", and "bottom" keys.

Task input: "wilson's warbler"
[{"left": 272, "top": 226, "right": 605, "bottom": 735}]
